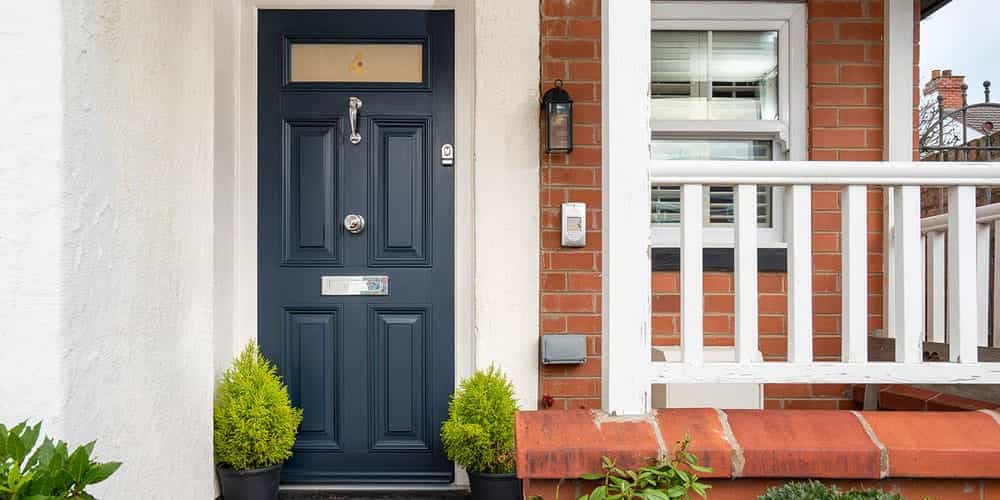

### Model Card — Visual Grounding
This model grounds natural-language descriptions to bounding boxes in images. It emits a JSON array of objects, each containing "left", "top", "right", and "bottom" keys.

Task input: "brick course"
[{"left": 538, "top": 0, "right": 917, "bottom": 410}]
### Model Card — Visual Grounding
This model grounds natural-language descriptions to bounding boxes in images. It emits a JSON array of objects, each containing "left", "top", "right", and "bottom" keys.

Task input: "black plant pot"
[
  {"left": 217, "top": 464, "right": 281, "bottom": 500},
  {"left": 468, "top": 471, "right": 523, "bottom": 500}
]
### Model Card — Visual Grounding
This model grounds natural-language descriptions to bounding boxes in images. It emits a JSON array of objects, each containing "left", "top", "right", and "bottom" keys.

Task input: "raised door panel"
[
  {"left": 369, "top": 307, "right": 429, "bottom": 451},
  {"left": 284, "top": 309, "right": 340, "bottom": 451},
  {"left": 369, "top": 118, "right": 431, "bottom": 267},
  {"left": 282, "top": 121, "right": 341, "bottom": 266}
]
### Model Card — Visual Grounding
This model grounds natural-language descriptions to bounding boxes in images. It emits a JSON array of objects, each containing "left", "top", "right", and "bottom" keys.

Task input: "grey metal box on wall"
[{"left": 540, "top": 334, "right": 587, "bottom": 365}]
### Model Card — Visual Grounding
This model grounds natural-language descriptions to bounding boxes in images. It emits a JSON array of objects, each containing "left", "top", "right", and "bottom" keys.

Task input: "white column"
[
  {"left": 883, "top": 0, "right": 915, "bottom": 341},
  {"left": 948, "top": 186, "right": 979, "bottom": 363},
  {"left": 842, "top": 185, "right": 868, "bottom": 362},
  {"left": 601, "top": 0, "right": 651, "bottom": 415},
  {"left": 735, "top": 184, "right": 759, "bottom": 363}
]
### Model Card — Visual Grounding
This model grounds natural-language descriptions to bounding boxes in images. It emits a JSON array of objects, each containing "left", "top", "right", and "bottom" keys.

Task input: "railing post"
[
  {"left": 600, "top": 0, "right": 650, "bottom": 415},
  {"left": 842, "top": 185, "right": 868, "bottom": 362},
  {"left": 735, "top": 184, "right": 758, "bottom": 363},
  {"left": 894, "top": 185, "right": 923, "bottom": 364},
  {"left": 949, "top": 186, "right": 979, "bottom": 363},
  {"left": 787, "top": 185, "right": 813, "bottom": 363}
]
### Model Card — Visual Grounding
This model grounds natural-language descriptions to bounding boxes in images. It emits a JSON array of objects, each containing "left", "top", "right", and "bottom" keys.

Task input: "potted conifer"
[
  {"left": 441, "top": 365, "right": 521, "bottom": 500},
  {"left": 214, "top": 343, "right": 303, "bottom": 500}
]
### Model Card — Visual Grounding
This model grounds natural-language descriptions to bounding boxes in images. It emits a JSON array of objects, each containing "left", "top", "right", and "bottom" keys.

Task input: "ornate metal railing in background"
[{"left": 920, "top": 81, "right": 1000, "bottom": 161}]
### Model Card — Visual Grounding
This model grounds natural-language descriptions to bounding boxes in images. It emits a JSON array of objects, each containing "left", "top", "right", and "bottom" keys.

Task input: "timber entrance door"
[{"left": 257, "top": 10, "right": 455, "bottom": 484}]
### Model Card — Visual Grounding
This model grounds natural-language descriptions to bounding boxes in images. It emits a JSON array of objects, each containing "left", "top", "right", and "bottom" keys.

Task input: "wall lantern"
[{"left": 542, "top": 79, "right": 573, "bottom": 154}]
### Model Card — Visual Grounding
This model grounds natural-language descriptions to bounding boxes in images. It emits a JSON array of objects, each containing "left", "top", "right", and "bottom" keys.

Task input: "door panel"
[
  {"left": 370, "top": 118, "right": 431, "bottom": 266},
  {"left": 258, "top": 10, "right": 454, "bottom": 484},
  {"left": 370, "top": 307, "right": 430, "bottom": 451},
  {"left": 283, "top": 122, "right": 341, "bottom": 266},
  {"left": 284, "top": 309, "right": 341, "bottom": 451}
]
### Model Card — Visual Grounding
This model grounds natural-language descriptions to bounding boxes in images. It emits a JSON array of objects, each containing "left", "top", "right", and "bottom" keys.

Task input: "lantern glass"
[{"left": 547, "top": 101, "right": 572, "bottom": 153}]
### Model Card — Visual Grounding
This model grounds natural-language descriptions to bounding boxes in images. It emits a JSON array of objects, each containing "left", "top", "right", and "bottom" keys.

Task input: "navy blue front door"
[{"left": 257, "top": 10, "right": 455, "bottom": 484}]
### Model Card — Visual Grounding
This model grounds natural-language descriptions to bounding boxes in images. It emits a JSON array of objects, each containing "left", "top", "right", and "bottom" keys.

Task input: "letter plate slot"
[{"left": 321, "top": 275, "right": 389, "bottom": 296}]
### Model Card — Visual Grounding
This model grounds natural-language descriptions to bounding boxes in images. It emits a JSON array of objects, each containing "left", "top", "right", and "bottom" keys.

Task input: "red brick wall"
[
  {"left": 539, "top": 0, "right": 603, "bottom": 410},
  {"left": 538, "top": 0, "right": 917, "bottom": 410}
]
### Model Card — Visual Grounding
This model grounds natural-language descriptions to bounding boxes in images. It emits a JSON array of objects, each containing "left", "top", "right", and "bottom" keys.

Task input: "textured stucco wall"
[
  {"left": 0, "top": 0, "right": 215, "bottom": 498},
  {"left": 474, "top": 0, "right": 541, "bottom": 411},
  {"left": 0, "top": 0, "right": 68, "bottom": 432}
]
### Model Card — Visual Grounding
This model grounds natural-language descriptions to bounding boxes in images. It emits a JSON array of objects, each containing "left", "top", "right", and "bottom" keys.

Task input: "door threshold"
[{"left": 280, "top": 483, "right": 470, "bottom": 499}]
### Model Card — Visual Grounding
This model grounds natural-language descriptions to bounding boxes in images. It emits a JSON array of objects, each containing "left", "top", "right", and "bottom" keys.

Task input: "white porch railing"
[
  {"left": 922, "top": 200, "right": 1000, "bottom": 348},
  {"left": 645, "top": 161, "right": 1000, "bottom": 387}
]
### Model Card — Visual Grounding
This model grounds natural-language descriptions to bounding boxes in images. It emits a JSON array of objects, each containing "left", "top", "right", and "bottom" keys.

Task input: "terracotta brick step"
[{"left": 516, "top": 409, "right": 1000, "bottom": 479}]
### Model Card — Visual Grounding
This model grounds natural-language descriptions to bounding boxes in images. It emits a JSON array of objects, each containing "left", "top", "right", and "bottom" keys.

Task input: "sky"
[{"left": 920, "top": 0, "right": 1000, "bottom": 102}]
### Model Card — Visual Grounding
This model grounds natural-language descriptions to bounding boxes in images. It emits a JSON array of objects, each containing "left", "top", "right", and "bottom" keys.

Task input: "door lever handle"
[{"left": 349, "top": 96, "right": 363, "bottom": 145}]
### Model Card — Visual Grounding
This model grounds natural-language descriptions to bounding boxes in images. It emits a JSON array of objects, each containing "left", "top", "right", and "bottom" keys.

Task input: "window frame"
[{"left": 649, "top": 2, "right": 808, "bottom": 249}]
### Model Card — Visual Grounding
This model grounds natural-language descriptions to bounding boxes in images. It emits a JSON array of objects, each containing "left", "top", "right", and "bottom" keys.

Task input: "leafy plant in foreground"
[
  {"left": 577, "top": 435, "right": 712, "bottom": 500},
  {"left": 0, "top": 421, "right": 121, "bottom": 500}
]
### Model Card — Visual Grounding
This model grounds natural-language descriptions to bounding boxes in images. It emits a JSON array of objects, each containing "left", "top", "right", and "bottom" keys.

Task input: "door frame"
[{"left": 227, "top": 0, "right": 475, "bottom": 452}]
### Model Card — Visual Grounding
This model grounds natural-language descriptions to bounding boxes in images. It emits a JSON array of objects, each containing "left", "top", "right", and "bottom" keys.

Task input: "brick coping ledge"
[{"left": 515, "top": 409, "right": 1000, "bottom": 480}]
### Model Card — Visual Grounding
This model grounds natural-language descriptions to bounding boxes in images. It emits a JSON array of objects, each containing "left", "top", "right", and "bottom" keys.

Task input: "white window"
[{"left": 649, "top": 2, "right": 807, "bottom": 248}]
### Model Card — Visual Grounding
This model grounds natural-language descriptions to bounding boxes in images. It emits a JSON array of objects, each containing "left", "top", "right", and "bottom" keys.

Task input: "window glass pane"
[
  {"left": 290, "top": 43, "right": 423, "bottom": 83},
  {"left": 651, "top": 31, "right": 778, "bottom": 121},
  {"left": 650, "top": 140, "right": 772, "bottom": 226}
]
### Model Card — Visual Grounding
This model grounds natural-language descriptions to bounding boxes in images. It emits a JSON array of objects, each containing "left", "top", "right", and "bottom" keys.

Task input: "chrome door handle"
[
  {"left": 349, "top": 96, "right": 362, "bottom": 145},
  {"left": 344, "top": 214, "right": 365, "bottom": 234}
]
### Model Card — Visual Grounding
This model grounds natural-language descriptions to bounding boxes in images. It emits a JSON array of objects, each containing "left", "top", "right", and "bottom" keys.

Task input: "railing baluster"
[
  {"left": 978, "top": 223, "right": 991, "bottom": 347},
  {"left": 842, "top": 185, "right": 868, "bottom": 362},
  {"left": 894, "top": 185, "right": 923, "bottom": 364},
  {"left": 949, "top": 186, "right": 979, "bottom": 363},
  {"left": 927, "top": 231, "right": 946, "bottom": 343},
  {"left": 920, "top": 234, "right": 926, "bottom": 342},
  {"left": 994, "top": 221, "right": 1000, "bottom": 348},
  {"left": 681, "top": 184, "right": 703, "bottom": 365},
  {"left": 735, "top": 184, "right": 758, "bottom": 364},
  {"left": 787, "top": 185, "right": 813, "bottom": 363}
]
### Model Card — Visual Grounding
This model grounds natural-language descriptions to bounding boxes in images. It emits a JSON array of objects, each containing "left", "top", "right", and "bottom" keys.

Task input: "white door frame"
[{"left": 222, "top": 0, "right": 475, "bottom": 395}]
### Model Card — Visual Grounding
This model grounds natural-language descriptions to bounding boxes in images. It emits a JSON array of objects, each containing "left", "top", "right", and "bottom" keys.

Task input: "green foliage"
[
  {"left": 440, "top": 365, "right": 518, "bottom": 474},
  {"left": 0, "top": 420, "right": 121, "bottom": 500},
  {"left": 214, "top": 342, "right": 303, "bottom": 471},
  {"left": 577, "top": 436, "right": 712, "bottom": 500},
  {"left": 758, "top": 481, "right": 904, "bottom": 500}
]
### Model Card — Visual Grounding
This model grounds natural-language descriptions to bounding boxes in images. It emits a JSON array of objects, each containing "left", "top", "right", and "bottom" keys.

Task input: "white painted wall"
[
  {"left": 473, "top": 0, "right": 541, "bottom": 411},
  {"left": 0, "top": 0, "right": 216, "bottom": 498}
]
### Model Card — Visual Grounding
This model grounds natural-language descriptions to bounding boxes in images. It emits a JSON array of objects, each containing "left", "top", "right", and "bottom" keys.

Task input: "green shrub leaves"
[
  {"left": 0, "top": 421, "right": 121, "bottom": 500},
  {"left": 758, "top": 481, "right": 904, "bottom": 500},
  {"left": 214, "top": 343, "right": 303, "bottom": 471},
  {"left": 440, "top": 365, "right": 518, "bottom": 474}
]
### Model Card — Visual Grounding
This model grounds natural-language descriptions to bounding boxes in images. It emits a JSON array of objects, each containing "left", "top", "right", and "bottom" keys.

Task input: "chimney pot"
[
  {"left": 932, "top": 69, "right": 942, "bottom": 79},
  {"left": 943, "top": 69, "right": 953, "bottom": 77}
]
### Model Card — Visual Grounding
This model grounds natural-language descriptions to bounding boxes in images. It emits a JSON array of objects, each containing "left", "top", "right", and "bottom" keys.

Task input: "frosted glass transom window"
[
  {"left": 290, "top": 43, "right": 423, "bottom": 83},
  {"left": 651, "top": 31, "right": 778, "bottom": 121}
]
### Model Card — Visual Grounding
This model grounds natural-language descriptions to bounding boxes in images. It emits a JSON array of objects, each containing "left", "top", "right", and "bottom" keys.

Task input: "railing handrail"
[
  {"left": 922, "top": 201, "right": 1000, "bottom": 233},
  {"left": 651, "top": 160, "right": 1000, "bottom": 186}
]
